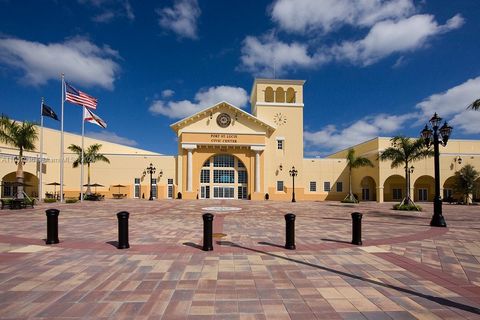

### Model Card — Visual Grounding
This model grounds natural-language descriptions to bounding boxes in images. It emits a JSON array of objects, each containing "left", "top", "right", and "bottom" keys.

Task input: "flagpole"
[
  {"left": 80, "top": 106, "right": 85, "bottom": 202},
  {"left": 39, "top": 97, "right": 44, "bottom": 201},
  {"left": 60, "top": 74, "right": 65, "bottom": 203}
]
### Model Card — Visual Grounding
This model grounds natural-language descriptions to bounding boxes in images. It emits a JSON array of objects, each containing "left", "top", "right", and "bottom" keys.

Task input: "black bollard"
[
  {"left": 45, "top": 209, "right": 60, "bottom": 244},
  {"left": 351, "top": 212, "right": 363, "bottom": 245},
  {"left": 202, "top": 213, "right": 214, "bottom": 251},
  {"left": 284, "top": 213, "right": 296, "bottom": 250},
  {"left": 117, "top": 211, "right": 130, "bottom": 249}
]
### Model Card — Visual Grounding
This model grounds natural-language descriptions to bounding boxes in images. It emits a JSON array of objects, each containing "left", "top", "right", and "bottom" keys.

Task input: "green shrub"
[
  {"left": 393, "top": 203, "right": 422, "bottom": 211},
  {"left": 44, "top": 198, "right": 56, "bottom": 203},
  {"left": 66, "top": 198, "right": 78, "bottom": 204}
]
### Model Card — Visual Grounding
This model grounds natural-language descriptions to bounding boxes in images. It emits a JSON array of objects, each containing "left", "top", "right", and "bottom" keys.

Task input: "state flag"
[
  {"left": 41, "top": 103, "right": 59, "bottom": 121},
  {"left": 84, "top": 108, "right": 107, "bottom": 128}
]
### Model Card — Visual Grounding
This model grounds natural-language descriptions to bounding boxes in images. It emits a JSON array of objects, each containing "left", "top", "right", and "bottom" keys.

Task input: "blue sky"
[{"left": 0, "top": 0, "right": 479, "bottom": 157}]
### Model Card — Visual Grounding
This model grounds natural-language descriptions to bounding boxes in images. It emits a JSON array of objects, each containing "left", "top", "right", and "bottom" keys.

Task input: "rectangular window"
[
  {"left": 309, "top": 181, "right": 316, "bottom": 192},
  {"left": 134, "top": 178, "right": 140, "bottom": 198},
  {"left": 443, "top": 188, "right": 453, "bottom": 200},
  {"left": 167, "top": 178, "right": 173, "bottom": 185},
  {"left": 277, "top": 140, "right": 284, "bottom": 150},
  {"left": 151, "top": 178, "right": 157, "bottom": 199},
  {"left": 336, "top": 182, "right": 343, "bottom": 192},
  {"left": 392, "top": 188, "right": 402, "bottom": 200},
  {"left": 238, "top": 186, "right": 247, "bottom": 199},
  {"left": 200, "top": 169, "right": 210, "bottom": 183},
  {"left": 238, "top": 170, "right": 247, "bottom": 183},
  {"left": 213, "top": 155, "right": 234, "bottom": 167},
  {"left": 213, "top": 170, "right": 234, "bottom": 183},
  {"left": 324, "top": 182, "right": 331, "bottom": 192},
  {"left": 277, "top": 181, "right": 284, "bottom": 192}
]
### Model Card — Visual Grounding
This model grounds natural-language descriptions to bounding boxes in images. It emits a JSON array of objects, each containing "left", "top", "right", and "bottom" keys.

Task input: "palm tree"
[
  {"left": 68, "top": 143, "right": 110, "bottom": 195},
  {"left": 0, "top": 115, "right": 38, "bottom": 199},
  {"left": 344, "top": 148, "right": 374, "bottom": 203},
  {"left": 467, "top": 99, "right": 480, "bottom": 111},
  {"left": 379, "top": 136, "right": 433, "bottom": 207},
  {"left": 453, "top": 164, "right": 479, "bottom": 204}
]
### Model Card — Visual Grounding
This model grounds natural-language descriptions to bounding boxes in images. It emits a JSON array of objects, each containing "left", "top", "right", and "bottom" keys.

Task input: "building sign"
[
  {"left": 210, "top": 134, "right": 237, "bottom": 143},
  {"left": 181, "top": 132, "right": 265, "bottom": 146}
]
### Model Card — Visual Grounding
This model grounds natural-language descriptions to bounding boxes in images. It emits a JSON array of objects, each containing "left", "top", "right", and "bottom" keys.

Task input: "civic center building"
[{"left": 1, "top": 78, "right": 480, "bottom": 202}]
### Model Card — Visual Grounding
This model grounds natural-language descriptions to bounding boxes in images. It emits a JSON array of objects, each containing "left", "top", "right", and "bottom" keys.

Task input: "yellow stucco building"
[{"left": 1, "top": 78, "right": 479, "bottom": 202}]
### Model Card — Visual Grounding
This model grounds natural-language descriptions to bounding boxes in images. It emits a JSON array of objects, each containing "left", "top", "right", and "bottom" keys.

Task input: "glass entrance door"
[
  {"left": 362, "top": 188, "right": 370, "bottom": 201},
  {"left": 199, "top": 155, "right": 248, "bottom": 200},
  {"left": 213, "top": 186, "right": 234, "bottom": 199},
  {"left": 418, "top": 188, "right": 428, "bottom": 201}
]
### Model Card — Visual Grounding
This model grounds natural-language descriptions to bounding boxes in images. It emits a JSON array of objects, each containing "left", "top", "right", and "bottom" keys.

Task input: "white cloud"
[
  {"left": 239, "top": 34, "right": 327, "bottom": 76},
  {"left": 416, "top": 76, "right": 480, "bottom": 120},
  {"left": 0, "top": 36, "right": 120, "bottom": 89},
  {"left": 331, "top": 14, "right": 464, "bottom": 66},
  {"left": 157, "top": 0, "right": 201, "bottom": 39},
  {"left": 86, "top": 131, "right": 138, "bottom": 146},
  {"left": 79, "top": 0, "right": 135, "bottom": 22},
  {"left": 240, "top": 12, "right": 463, "bottom": 75},
  {"left": 304, "top": 113, "right": 415, "bottom": 153},
  {"left": 162, "top": 89, "right": 175, "bottom": 98},
  {"left": 451, "top": 110, "right": 480, "bottom": 134},
  {"left": 271, "top": 0, "right": 416, "bottom": 34},
  {"left": 149, "top": 86, "right": 249, "bottom": 119},
  {"left": 415, "top": 76, "right": 480, "bottom": 134}
]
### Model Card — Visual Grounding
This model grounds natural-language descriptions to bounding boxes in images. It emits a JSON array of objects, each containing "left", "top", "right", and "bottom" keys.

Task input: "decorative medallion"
[
  {"left": 216, "top": 113, "right": 231, "bottom": 128},
  {"left": 274, "top": 112, "right": 287, "bottom": 126}
]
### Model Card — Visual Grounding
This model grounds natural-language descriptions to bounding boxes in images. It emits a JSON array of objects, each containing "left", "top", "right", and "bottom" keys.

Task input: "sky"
[{"left": 0, "top": 0, "right": 479, "bottom": 157}]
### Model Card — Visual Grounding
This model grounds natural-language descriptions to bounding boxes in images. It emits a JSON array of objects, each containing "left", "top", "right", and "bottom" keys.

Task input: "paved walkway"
[{"left": 0, "top": 199, "right": 479, "bottom": 319}]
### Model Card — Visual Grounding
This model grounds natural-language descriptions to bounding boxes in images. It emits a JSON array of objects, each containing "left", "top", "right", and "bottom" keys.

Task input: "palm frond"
[
  {"left": 68, "top": 144, "right": 83, "bottom": 155},
  {"left": 352, "top": 157, "right": 374, "bottom": 168},
  {"left": 467, "top": 99, "right": 480, "bottom": 111}
]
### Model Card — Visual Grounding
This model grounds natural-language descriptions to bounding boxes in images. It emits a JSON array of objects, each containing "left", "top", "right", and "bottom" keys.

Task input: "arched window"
[
  {"left": 286, "top": 87, "right": 296, "bottom": 103},
  {"left": 275, "top": 87, "right": 285, "bottom": 103},
  {"left": 265, "top": 87, "right": 274, "bottom": 102}
]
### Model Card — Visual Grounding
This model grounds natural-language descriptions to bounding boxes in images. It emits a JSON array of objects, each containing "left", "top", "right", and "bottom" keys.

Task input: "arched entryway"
[
  {"left": 199, "top": 154, "right": 248, "bottom": 199},
  {"left": 1, "top": 171, "right": 39, "bottom": 198},
  {"left": 443, "top": 176, "right": 458, "bottom": 202},
  {"left": 413, "top": 175, "right": 435, "bottom": 202},
  {"left": 383, "top": 175, "right": 406, "bottom": 202},
  {"left": 360, "top": 176, "right": 376, "bottom": 201}
]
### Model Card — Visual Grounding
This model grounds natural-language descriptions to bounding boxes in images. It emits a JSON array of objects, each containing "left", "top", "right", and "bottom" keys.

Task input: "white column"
[
  {"left": 376, "top": 187, "right": 384, "bottom": 203},
  {"left": 182, "top": 144, "right": 197, "bottom": 192},
  {"left": 187, "top": 149, "right": 193, "bottom": 192},
  {"left": 255, "top": 151, "right": 260, "bottom": 193}
]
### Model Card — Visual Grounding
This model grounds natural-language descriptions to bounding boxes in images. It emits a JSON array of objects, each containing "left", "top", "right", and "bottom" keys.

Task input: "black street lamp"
[
  {"left": 289, "top": 166, "right": 298, "bottom": 203},
  {"left": 421, "top": 113, "right": 453, "bottom": 227},
  {"left": 145, "top": 163, "right": 156, "bottom": 201}
]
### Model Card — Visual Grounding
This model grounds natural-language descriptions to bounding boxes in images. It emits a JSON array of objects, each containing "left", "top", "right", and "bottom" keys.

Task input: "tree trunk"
[
  {"left": 348, "top": 167, "right": 355, "bottom": 201},
  {"left": 15, "top": 149, "right": 24, "bottom": 199},
  {"left": 404, "top": 161, "right": 411, "bottom": 205},
  {"left": 86, "top": 163, "right": 92, "bottom": 195}
]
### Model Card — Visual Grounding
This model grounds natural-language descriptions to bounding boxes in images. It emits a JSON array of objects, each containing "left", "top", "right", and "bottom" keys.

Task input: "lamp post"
[
  {"left": 421, "top": 113, "right": 452, "bottom": 227},
  {"left": 289, "top": 166, "right": 298, "bottom": 203},
  {"left": 145, "top": 163, "right": 156, "bottom": 201}
]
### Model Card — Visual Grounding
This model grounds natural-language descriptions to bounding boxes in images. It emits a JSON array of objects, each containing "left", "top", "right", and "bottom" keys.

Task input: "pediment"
[{"left": 170, "top": 101, "right": 275, "bottom": 135}]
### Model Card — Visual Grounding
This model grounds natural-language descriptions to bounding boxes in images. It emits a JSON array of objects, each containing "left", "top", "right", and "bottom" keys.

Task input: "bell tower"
[{"left": 250, "top": 78, "right": 306, "bottom": 196}]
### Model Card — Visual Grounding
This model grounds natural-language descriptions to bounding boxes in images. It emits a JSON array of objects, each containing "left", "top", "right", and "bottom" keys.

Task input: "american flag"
[{"left": 65, "top": 82, "right": 98, "bottom": 109}]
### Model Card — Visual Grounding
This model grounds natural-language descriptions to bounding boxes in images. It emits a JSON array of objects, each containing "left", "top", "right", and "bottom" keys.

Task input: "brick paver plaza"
[{"left": 1, "top": 199, "right": 480, "bottom": 319}]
